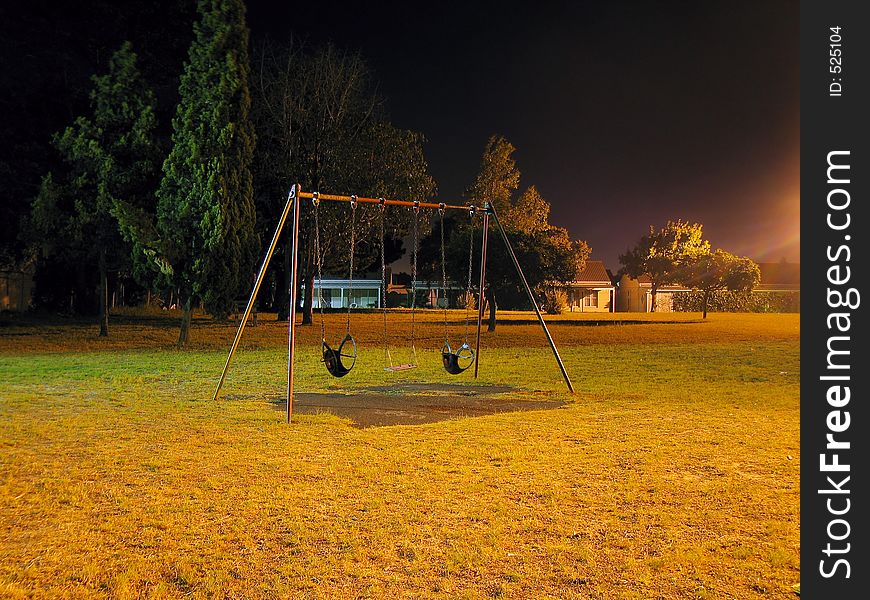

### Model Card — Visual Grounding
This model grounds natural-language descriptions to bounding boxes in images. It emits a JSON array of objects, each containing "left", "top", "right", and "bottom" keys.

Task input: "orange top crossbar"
[{"left": 297, "top": 191, "right": 477, "bottom": 212}]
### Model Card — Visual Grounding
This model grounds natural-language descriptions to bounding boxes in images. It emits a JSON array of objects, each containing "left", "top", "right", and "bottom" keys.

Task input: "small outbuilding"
[{"left": 615, "top": 274, "right": 690, "bottom": 312}]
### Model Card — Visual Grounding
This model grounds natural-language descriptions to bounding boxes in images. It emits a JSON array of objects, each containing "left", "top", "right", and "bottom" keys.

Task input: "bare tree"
[{"left": 252, "top": 40, "right": 435, "bottom": 324}]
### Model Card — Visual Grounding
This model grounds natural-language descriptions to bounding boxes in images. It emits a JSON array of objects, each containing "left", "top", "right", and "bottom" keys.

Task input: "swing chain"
[
  {"left": 346, "top": 198, "right": 357, "bottom": 335},
  {"left": 410, "top": 202, "right": 420, "bottom": 351},
  {"left": 440, "top": 205, "right": 449, "bottom": 345},
  {"left": 464, "top": 207, "right": 476, "bottom": 343},
  {"left": 379, "top": 198, "right": 389, "bottom": 363},
  {"left": 313, "top": 194, "right": 325, "bottom": 343}
]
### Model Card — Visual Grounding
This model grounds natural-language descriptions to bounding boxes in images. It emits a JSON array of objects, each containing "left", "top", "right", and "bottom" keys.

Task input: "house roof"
[{"left": 569, "top": 260, "right": 613, "bottom": 287}]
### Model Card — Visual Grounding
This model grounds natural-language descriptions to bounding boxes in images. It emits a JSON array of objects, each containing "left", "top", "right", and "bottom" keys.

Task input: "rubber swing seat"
[
  {"left": 322, "top": 334, "right": 357, "bottom": 378},
  {"left": 441, "top": 342, "right": 475, "bottom": 375}
]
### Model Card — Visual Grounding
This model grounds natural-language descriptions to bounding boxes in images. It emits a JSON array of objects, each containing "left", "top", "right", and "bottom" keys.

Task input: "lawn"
[{"left": 0, "top": 310, "right": 800, "bottom": 599}]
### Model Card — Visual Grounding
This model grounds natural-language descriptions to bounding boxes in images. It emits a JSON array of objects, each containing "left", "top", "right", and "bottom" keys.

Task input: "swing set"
[{"left": 212, "top": 184, "right": 574, "bottom": 422}]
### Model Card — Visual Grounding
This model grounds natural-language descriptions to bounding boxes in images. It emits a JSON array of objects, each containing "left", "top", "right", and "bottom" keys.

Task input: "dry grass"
[
  {"left": 0, "top": 310, "right": 800, "bottom": 598},
  {"left": 0, "top": 309, "right": 798, "bottom": 353}
]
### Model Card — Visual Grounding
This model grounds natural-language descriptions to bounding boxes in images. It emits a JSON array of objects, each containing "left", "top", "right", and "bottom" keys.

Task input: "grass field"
[{"left": 0, "top": 310, "right": 800, "bottom": 599}]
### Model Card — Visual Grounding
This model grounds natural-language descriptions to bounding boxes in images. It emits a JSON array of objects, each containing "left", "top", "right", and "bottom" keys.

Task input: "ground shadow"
[{"left": 264, "top": 383, "right": 565, "bottom": 428}]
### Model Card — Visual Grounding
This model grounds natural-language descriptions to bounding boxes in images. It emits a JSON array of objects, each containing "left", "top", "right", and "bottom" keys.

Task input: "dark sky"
[{"left": 253, "top": 1, "right": 799, "bottom": 269}]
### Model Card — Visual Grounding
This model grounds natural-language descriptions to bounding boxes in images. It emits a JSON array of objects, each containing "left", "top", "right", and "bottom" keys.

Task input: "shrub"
[
  {"left": 456, "top": 290, "right": 477, "bottom": 311},
  {"left": 542, "top": 289, "right": 568, "bottom": 314},
  {"left": 672, "top": 290, "right": 800, "bottom": 313}
]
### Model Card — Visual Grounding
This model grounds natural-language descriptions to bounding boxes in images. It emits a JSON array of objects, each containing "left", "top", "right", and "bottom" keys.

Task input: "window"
[
  {"left": 584, "top": 291, "right": 598, "bottom": 308},
  {"left": 320, "top": 288, "right": 333, "bottom": 308}
]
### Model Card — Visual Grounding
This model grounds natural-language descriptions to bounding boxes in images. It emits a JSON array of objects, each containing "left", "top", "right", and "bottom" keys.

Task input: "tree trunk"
[
  {"left": 702, "top": 291, "right": 709, "bottom": 319},
  {"left": 277, "top": 242, "right": 289, "bottom": 321},
  {"left": 649, "top": 285, "right": 658, "bottom": 313},
  {"left": 251, "top": 297, "right": 258, "bottom": 327},
  {"left": 247, "top": 271, "right": 258, "bottom": 327},
  {"left": 486, "top": 286, "right": 497, "bottom": 332},
  {"left": 177, "top": 295, "right": 192, "bottom": 347},
  {"left": 303, "top": 169, "right": 319, "bottom": 326},
  {"left": 98, "top": 248, "right": 109, "bottom": 337},
  {"left": 301, "top": 237, "right": 314, "bottom": 325}
]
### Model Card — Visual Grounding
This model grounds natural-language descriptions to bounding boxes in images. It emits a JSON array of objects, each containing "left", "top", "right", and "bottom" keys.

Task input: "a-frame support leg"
[{"left": 212, "top": 185, "right": 299, "bottom": 403}]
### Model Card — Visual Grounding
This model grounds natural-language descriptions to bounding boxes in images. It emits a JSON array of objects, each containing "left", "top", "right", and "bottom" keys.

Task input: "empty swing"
[
  {"left": 439, "top": 204, "right": 477, "bottom": 375},
  {"left": 314, "top": 192, "right": 358, "bottom": 378},
  {"left": 381, "top": 199, "right": 419, "bottom": 371}
]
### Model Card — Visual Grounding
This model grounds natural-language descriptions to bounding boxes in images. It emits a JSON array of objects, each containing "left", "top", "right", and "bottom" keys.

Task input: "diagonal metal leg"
[
  {"left": 212, "top": 185, "right": 298, "bottom": 402},
  {"left": 473, "top": 211, "right": 489, "bottom": 379},
  {"left": 487, "top": 202, "right": 575, "bottom": 394}
]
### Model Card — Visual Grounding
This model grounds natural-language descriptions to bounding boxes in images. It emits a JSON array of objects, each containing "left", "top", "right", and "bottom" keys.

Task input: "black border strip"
[{"left": 801, "top": 1, "right": 869, "bottom": 596}]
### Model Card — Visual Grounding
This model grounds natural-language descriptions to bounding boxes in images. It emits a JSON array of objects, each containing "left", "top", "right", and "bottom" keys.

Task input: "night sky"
[{"left": 247, "top": 0, "right": 799, "bottom": 270}]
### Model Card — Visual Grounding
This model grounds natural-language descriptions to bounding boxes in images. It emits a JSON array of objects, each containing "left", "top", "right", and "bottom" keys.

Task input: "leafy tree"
[
  {"left": 479, "top": 212, "right": 589, "bottom": 331},
  {"left": 156, "top": 0, "right": 257, "bottom": 346},
  {"left": 685, "top": 250, "right": 761, "bottom": 318},
  {"left": 464, "top": 135, "right": 518, "bottom": 329},
  {"left": 459, "top": 138, "right": 589, "bottom": 330},
  {"left": 619, "top": 219, "right": 711, "bottom": 312},
  {"left": 466, "top": 135, "right": 520, "bottom": 215},
  {"left": 27, "top": 41, "right": 158, "bottom": 335},
  {"left": 504, "top": 185, "right": 550, "bottom": 234}
]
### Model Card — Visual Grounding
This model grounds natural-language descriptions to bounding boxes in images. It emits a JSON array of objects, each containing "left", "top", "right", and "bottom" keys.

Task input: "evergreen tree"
[
  {"left": 28, "top": 41, "right": 158, "bottom": 335},
  {"left": 156, "top": 0, "right": 257, "bottom": 346}
]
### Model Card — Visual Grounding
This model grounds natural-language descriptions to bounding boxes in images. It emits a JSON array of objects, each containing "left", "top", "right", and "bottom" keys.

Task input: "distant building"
[
  {"left": 310, "top": 278, "right": 382, "bottom": 309},
  {"left": 306, "top": 272, "right": 465, "bottom": 310},
  {"left": 614, "top": 274, "right": 691, "bottom": 312},
  {"left": 564, "top": 260, "right": 615, "bottom": 312}
]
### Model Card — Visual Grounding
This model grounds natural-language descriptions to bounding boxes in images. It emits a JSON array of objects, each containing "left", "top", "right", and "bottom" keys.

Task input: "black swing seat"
[
  {"left": 322, "top": 334, "right": 357, "bottom": 378},
  {"left": 441, "top": 342, "right": 475, "bottom": 375}
]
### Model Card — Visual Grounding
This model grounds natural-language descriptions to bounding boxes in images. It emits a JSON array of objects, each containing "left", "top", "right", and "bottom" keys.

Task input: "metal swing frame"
[{"left": 212, "top": 184, "right": 574, "bottom": 423}]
